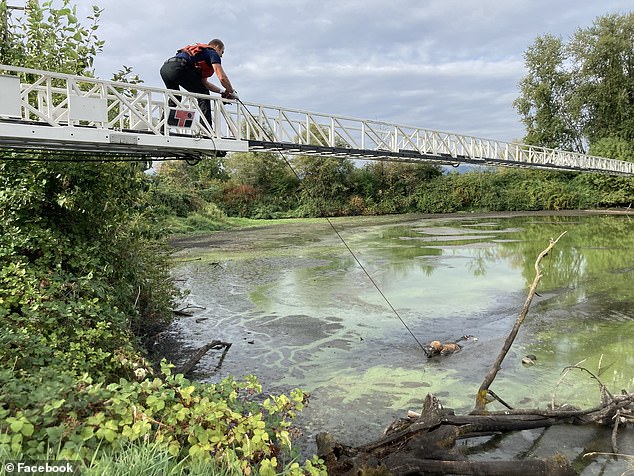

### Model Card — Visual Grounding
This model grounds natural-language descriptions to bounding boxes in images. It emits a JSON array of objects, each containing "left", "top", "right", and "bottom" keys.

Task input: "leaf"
[
  {"left": 9, "top": 419, "right": 23, "bottom": 433},
  {"left": 21, "top": 423, "right": 34, "bottom": 437}
]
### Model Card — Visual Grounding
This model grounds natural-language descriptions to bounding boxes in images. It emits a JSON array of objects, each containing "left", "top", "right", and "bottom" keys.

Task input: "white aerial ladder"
[{"left": 1, "top": 64, "right": 633, "bottom": 175}]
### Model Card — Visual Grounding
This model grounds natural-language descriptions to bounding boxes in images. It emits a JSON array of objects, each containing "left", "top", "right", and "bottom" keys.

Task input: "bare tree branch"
[{"left": 473, "top": 231, "right": 567, "bottom": 413}]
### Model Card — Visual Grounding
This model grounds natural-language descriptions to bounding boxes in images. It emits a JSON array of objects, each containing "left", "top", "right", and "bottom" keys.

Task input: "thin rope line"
[{"left": 326, "top": 216, "right": 428, "bottom": 352}]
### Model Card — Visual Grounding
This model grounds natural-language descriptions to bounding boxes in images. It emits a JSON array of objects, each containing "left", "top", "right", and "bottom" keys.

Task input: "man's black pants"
[{"left": 159, "top": 58, "right": 212, "bottom": 126}]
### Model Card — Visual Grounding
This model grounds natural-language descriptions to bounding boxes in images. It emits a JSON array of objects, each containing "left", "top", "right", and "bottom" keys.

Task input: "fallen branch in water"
[
  {"left": 176, "top": 340, "right": 232, "bottom": 376},
  {"left": 173, "top": 304, "right": 207, "bottom": 317},
  {"left": 474, "top": 231, "right": 567, "bottom": 413}
]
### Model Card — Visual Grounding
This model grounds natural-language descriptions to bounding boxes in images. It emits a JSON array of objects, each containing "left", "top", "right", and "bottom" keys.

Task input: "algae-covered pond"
[{"left": 164, "top": 211, "right": 633, "bottom": 474}]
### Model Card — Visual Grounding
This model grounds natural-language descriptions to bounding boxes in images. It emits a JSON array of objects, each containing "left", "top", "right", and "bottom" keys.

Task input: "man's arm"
[
  {"left": 203, "top": 78, "right": 222, "bottom": 94},
  {"left": 212, "top": 63, "right": 235, "bottom": 94}
]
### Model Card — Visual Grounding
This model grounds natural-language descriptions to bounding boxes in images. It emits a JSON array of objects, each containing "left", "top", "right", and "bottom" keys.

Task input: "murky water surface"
[{"left": 164, "top": 212, "right": 633, "bottom": 474}]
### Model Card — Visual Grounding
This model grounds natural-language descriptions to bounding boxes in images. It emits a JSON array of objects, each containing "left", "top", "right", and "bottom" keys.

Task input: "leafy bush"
[{"left": 0, "top": 364, "right": 325, "bottom": 474}]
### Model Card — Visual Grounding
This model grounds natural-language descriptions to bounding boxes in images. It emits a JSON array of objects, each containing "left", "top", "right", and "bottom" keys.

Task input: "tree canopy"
[
  {"left": 514, "top": 12, "right": 634, "bottom": 160},
  {"left": 1, "top": 0, "right": 103, "bottom": 74}
]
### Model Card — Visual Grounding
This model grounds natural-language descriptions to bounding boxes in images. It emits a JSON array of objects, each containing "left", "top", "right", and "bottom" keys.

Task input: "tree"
[
  {"left": 225, "top": 151, "right": 299, "bottom": 196},
  {"left": 571, "top": 13, "right": 634, "bottom": 145},
  {"left": 514, "top": 34, "right": 583, "bottom": 152},
  {"left": 294, "top": 155, "right": 355, "bottom": 211},
  {"left": 515, "top": 12, "right": 634, "bottom": 159},
  {"left": 1, "top": 0, "right": 103, "bottom": 74}
]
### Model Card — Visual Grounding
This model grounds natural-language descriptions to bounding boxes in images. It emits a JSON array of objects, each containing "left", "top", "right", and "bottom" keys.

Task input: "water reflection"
[{"left": 166, "top": 212, "right": 633, "bottom": 469}]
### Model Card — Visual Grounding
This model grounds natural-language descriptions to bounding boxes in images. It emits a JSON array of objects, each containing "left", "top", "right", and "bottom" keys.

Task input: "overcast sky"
[{"left": 68, "top": 1, "right": 632, "bottom": 143}]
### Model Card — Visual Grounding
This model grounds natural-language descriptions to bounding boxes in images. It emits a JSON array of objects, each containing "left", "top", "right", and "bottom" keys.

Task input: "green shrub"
[{"left": 0, "top": 363, "right": 325, "bottom": 475}]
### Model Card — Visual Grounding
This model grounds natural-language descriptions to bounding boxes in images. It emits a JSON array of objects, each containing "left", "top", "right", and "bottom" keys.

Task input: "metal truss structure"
[{"left": 1, "top": 64, "right": 633, "bottom": 175}]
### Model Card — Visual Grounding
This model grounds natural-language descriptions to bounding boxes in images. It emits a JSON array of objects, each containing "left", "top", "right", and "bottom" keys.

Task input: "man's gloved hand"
[{"left": 221, "top": 90, "right": 238, "bottom": 100}]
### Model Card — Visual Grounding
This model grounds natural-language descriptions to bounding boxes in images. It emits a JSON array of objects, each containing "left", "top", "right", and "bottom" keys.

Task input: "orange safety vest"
[{"left": 178, "top": 43, "right": 215, "bottom": 78}]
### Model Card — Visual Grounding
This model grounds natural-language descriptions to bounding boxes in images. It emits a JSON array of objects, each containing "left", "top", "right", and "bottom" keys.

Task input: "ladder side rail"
[
  {"left": 213, "top": 99, "right": 241, "bottom": 139},
  {"left": 280, "top": 110, "right": 308, "bottom": 144},
  {"left": 304, "top": 112, "right": 333, "bottom": 146},
  {"left": 235, "top": 102, "right": 267, "bottom": 141},
  {"left": 3, "top": 64, "right": 634, "bottom": 174},
  {"left": 332, "top": 117, "right": 363, "bottom": 150},
  {"left": 105, "top": 84, "right": 146, "bottom": 131},
  {"left": 20, "top": 79, "right": 60, "bottom": 125}
]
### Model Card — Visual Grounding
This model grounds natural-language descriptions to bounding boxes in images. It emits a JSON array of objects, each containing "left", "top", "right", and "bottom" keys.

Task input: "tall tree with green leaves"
[
  {"left": 514, "top": 34, "right": 583, "bottom": 151},
  {"left": 571, "top": 13, "right": 634, "bottom": 145},
  {"left": 1, "top": 0, "right": 103, "bottom": 73},
  {"left": 515, "top": 12, "right": 634, "bottom": 159}
]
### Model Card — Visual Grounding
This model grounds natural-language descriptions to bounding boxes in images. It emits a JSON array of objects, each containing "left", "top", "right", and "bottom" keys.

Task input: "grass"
[
  {"left": 85, "top": 444, "right": 244, "bottom": 476},
  {"left": 0, "top": 442, "right": 253, "bottom": 476},
  {"left": 164, "top": 211, "right": 329, "bottom": 237}
]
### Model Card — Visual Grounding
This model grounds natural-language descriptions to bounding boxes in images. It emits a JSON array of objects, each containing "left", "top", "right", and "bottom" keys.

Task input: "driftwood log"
[
  {"left": 317, "top": 233, "right": 634, "bottom": 475},
  {"left": 317, "top": 392, "right": 634, "bottom": 475}
]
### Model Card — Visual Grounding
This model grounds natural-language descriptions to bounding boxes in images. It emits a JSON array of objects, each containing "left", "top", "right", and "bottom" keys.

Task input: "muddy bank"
[{"left": 169, "top": 209, "right": 631, "bottom": 252}]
